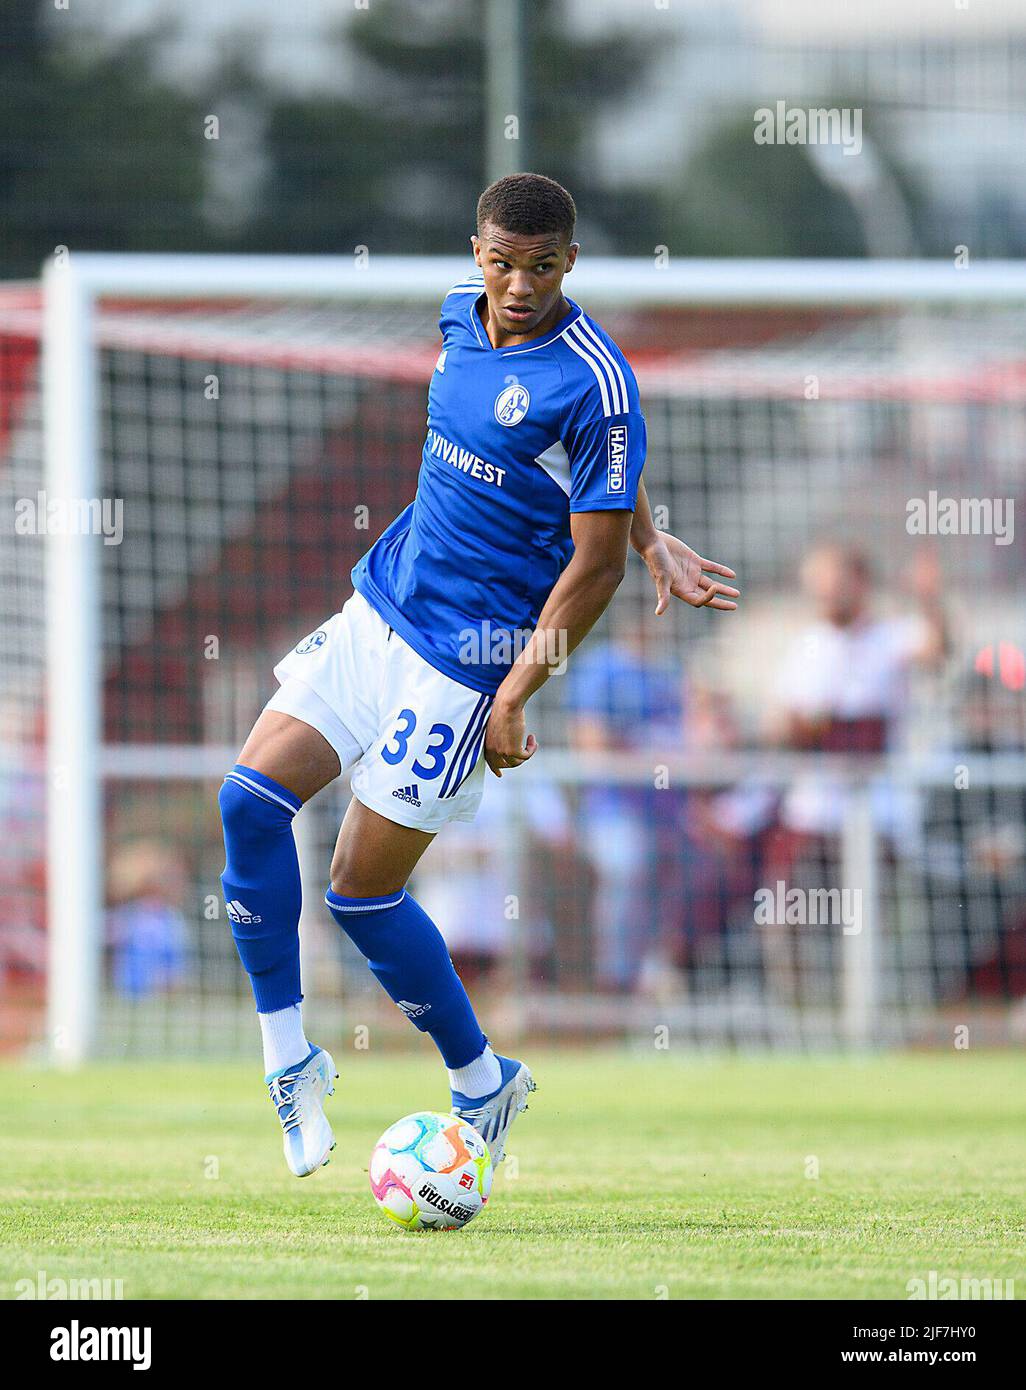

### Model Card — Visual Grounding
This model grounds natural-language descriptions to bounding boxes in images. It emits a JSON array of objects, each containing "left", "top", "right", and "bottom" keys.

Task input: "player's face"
[
  {"left": 802, "top": 548, "right": 868, "bottom": 626},
  {"left": 472, "top": 225, "right": 579, "bottom": 340}
]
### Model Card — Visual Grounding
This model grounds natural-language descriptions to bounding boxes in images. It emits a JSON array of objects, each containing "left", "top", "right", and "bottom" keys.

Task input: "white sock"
[
  {"left": 448, "top": 1044, "right": 502, "bottom": 1099},
  {"left": 258, "top": 1005, "right": 310, "bottom": 1077}
]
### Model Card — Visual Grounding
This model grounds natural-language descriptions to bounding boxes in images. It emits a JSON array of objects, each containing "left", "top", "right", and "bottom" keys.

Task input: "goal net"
[{"left": 2, "top": 255, "right": 1025, "bottom": 1061}]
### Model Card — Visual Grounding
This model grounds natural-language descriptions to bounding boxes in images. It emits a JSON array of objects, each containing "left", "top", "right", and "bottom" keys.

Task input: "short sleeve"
[{"left": 565, "top": 408, "right": 647, "bottom": 514}]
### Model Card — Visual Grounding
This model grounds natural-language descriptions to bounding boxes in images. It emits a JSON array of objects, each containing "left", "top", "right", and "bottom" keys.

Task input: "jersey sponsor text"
[{"left": 427, "top": 429, "right": 506, "bottom": 488}]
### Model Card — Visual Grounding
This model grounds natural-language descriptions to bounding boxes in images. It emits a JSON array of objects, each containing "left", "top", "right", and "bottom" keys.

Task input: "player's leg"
[
  {"left": 220, "top": 597, "right": 383, "bottom": 1175},
  {"left": 327, "top": 797, "right": 490, "bottom": 1069},
  {"left": 218, "top": 705, "right": 343, "bottom": 1176},
  {"left": 325, "top": 795, "right": 534, "bottom": 1163},
  {"left": 223, "top": 707, "right": 340, "bottom": 1044}
]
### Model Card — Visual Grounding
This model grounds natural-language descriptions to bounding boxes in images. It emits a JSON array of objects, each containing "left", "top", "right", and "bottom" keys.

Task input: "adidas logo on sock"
[
  {"left": 397, "top": 999, "right": 431, "bottom": 1020},
  {"left": 226, "top": 899, "right": 262, "bottom": 924},
  {"left": 391, "top": 783, "right": 422, "bottom": 807}
]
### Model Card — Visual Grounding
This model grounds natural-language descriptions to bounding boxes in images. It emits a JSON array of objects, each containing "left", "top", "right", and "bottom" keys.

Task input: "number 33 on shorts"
[
  {"left": 381, "top": 709, "right": 454, "bottom": 779},
  {"left": 270, "top": 592, "right": 494, "bottom": 832},
  {"left": 357, "top": 687, "right": 493, "bottom": 831}
]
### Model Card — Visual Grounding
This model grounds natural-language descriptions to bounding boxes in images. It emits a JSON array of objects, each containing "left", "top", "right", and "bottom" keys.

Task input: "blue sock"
[
  {"left": 219, "top": 764, "right": 304, "bottom": 1013},
  {"left": 326, "top": 887, "right": 486, "bottom": 1069}
]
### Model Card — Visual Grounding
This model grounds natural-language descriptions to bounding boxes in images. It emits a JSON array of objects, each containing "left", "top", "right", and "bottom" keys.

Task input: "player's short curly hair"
[{"left": 476, "top": 173, "right": 576, "bottom": 242}]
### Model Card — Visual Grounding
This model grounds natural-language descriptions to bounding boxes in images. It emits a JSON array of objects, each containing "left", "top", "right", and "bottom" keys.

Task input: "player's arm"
[
  {"left": 630, "top": 478, "right": 740, "bottom": 615},
  {"left": 484, "top": 509, "right": 632, "bottom": 776},
  {"left": 901, "top": 549, "right": 949, "bottom": 666}
]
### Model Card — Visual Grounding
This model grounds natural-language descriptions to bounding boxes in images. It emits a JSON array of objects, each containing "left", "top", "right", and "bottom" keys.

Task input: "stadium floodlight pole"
[
  {"left": 485, "top": 0, "right": 529, "bottom": 182},
  {"left": 43, "top": 255, "right": 102, "bottom": 1068}
]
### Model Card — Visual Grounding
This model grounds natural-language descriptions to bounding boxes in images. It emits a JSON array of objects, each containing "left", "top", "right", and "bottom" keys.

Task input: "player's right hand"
[{"left": 484, "top": 700, "right": 537, "bottom": 777}]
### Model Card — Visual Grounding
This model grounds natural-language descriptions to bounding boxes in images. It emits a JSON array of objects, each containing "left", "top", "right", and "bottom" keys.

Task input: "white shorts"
[{"left": 267, "top": 592, "right": 494, "bottom": 832}]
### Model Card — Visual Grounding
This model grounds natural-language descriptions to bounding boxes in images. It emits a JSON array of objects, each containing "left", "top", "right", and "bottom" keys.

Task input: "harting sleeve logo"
[{"left": 607, "top": 424, "right": 628, "bottom": 493}]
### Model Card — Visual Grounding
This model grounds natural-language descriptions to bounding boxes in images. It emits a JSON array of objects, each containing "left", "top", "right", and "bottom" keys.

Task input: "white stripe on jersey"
[
  {"left": 447, "top": 282, "right": 630, "bottom": 419},
  {"left": 574, "top": 316, "right": 629, "bottom": 415},
  {"left": 567, "top": 320, "right": 625, "bottom": 416},
  {"left": 563, "top": 321, "right": 613, "bottom": 417},
  {"left": 533, "top": 439, "right": 571, "bottom": 495},
  {"left": 495, "top": 307, "right": 583, "bottom": 358}
]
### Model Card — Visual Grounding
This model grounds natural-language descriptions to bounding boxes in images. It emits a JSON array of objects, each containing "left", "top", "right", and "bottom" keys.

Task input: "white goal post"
[{"left": 40, "top": 253, "right": 1026, "bottom": 1065}]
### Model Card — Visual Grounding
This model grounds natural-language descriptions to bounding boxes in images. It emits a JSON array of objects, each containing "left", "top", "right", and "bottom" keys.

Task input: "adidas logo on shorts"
[{"left": 391, "top": 783, "right": 422, "bottom": 807}]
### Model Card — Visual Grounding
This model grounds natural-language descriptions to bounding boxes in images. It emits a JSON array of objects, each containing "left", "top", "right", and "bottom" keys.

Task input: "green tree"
[
  {"left": 664, "top": 111, "right": 923, "bottom": 258},
  {"left": 0, "top": 1, "right": 210, "bottom": 275},
  {"left": 248, "top": 0, "right": 661, "bottom": 255}
]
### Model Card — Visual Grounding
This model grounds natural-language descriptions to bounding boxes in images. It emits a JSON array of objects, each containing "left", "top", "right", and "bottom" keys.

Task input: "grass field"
[{"left": 1, "top": 1050, "right": 1023, "bottom": 1300}]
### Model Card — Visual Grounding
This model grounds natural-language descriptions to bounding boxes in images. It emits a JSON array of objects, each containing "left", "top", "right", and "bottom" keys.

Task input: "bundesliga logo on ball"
[{"left": 369, "top": 1112, "right": 492, "bottom": 1231}]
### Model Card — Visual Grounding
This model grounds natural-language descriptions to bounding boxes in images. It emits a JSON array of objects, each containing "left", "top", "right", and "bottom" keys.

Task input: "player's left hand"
[{"left": 640, "top": 532, "right": 739, "bottom": 615}]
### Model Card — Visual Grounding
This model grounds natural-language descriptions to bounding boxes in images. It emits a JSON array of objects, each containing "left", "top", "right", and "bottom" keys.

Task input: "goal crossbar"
[{"left": 44, "top": 253, "right": 1026, "bottom": 305}]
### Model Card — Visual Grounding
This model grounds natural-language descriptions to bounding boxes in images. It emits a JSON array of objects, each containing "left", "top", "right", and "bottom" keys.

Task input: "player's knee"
[
  {"left": 329, "top": 867, "right": 396, "bottom": 899},
  {"left": 218, "top": 772, "right": 292, "bottom": 852},
  {"left": 329, "top": 850, "right": 404, "bottom": 901},
  {"left": 218, "top": 776, "right": 259, "bottom": 844}
]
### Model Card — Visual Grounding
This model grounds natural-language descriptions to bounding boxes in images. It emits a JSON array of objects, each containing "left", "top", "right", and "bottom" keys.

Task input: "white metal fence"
[{"left": 88, "top": 746, "right": 1026, "bottom": 1056}]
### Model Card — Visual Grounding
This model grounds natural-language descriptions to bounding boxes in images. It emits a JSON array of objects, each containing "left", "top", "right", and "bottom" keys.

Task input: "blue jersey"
[{"left": 352, "top": 270, "right": 647, "bottom": 694}]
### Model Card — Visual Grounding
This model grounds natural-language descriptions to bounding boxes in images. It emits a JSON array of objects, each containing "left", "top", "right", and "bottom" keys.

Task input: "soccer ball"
[{"left": 369, "top": 1111, "right": 493, "bottom": 1231}]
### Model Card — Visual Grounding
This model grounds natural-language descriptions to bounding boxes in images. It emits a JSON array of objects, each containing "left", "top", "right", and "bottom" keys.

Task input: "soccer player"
[{"left": 218, "top": 173, "right": 739, "bottom": 1175}]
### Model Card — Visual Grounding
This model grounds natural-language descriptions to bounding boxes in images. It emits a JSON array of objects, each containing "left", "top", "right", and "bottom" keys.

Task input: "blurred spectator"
[
  {"left": 670, "top": 682, "right": 756, "bottom": 986},
  {"left": 413, "top": 773, "right": 573, "bottom": 992},
  {"left": 0, "top": 758, "right": 46, "bottom": 984},
  {"left": 704, "top": 543, "right": 948, "bottom": 1002},
  {"left": 564, "top": 620, "right": 686, "bottom": 993},
  {"left": 0, "top": 718, "right": 46, "bottom": 1050},
  {"left": 920, "top": 664, "right": 1026, "bottom": 1003},
  {"left": 767, "top": 544, "right": 947, "bottom": 835},
  {"left": 106, "top": 841, "right": 190, "bottom": 999}
]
